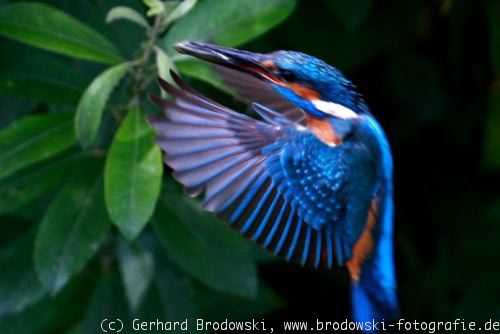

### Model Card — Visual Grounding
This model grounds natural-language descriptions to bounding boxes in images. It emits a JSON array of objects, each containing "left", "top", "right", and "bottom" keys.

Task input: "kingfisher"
[{"left": 150, "top": 41, "right": 399, "bottom": 329}]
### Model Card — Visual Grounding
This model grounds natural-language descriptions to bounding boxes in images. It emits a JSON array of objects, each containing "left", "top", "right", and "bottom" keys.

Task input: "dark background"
[{"left": 0, "top": 0, "right": 499, "bottom": 333}]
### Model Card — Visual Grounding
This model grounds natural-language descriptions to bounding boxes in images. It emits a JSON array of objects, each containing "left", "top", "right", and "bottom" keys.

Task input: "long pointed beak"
[{"left": 174, "top": 41, "right": 275, "bottom": 81}]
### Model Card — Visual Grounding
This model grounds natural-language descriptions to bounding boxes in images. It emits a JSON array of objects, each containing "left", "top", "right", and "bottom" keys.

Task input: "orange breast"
[{"left": 305, "top": 115, "right": 341, "bottom": 146}]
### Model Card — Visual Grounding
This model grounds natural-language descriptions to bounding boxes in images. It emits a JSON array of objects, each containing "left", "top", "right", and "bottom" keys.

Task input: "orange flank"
[
  {"left": 305, "top": 115, "right": 341, "bottom": 146},
  {"left": 346, "top": 198, "right": 379, "bottom": 282},
  {"left": 288, "top": 82, "right": 321, "bottom": 100}
]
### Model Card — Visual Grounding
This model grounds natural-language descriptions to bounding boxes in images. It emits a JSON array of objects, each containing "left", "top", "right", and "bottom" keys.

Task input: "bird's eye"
[{"left": 279, "top": 69, "right": 295, "bottom": 82}]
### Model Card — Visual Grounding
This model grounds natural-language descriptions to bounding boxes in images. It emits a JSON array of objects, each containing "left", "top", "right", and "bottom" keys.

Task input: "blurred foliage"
[
  {"left": 0, "top": 0, "right": 291, "bottom": 332},
  {"left": 0, "top": 0, "right": 499, "bottom": 333}
]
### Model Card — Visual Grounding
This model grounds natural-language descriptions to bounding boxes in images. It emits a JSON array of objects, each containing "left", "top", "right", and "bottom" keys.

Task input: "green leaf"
[
  {"left": 0, "top": 93, "right": 35, "bottom": 129},
  {"left": 136, "top": 256, "right": 198, "bottom": 331},
  {"left": 82, "top": 271, "right": 129, "bottom": 334},
  {"left": 154, "top": 46, "right": 176, "bottom": 92},
  {"left": 34, "top": 165, "right": 111, "bottom": 293},
  {"left": 75, "top": 62, "right": 131, "bottom": 148},
  {"left": 118, "top": 239, "right": 154, "bottom": 311},
  {"left": 0, "top": 2, "right": 122, "bottom": 64},
  {"left": 0, "top": 152, "right": 89, "bottom": 215},
  {"left": 132, "top": 232, "right": 199, "bottom": 329},
  {"left": 144, "top": 0, "right": 165, "bottom": 17},
  {"left": 163, "top": 0, "right": 296, "bottom": 54},
  {"left": 0, "top": 231, "right": 47, "bottom": 316},
  {"left": 0, "top": 112, "right": 75, "bottom": 181},
  {"left": 195, "top": 281, "right": 284, "bottom": 321},
  {"left": 106, "top": 6, "right": 149, "bottom": 29},
  {"left": 484, "top": 90, "right": 500, "bottom": 169},
  {"left": 152, "top": 264, "right": 198, "bottom": 325},
  {"left": 153, "top": 180, "right": 258, "bottom": 298},
  {"left": 164, "top": 0, "right": 197, "bottom": 28},
  {"left": 0, "top": 42, "right": 88, "bottom": 104},
  {"left": 0, "top": 273, "right": 94, "bottom": 334},
  {"left": 105, "top": 107, "right": 163, "bottom": 240}
]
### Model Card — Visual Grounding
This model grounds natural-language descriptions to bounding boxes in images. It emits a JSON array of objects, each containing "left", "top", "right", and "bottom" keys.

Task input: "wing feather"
[{"left": 151, "top": 73, "right": 365, "bottom": 268}]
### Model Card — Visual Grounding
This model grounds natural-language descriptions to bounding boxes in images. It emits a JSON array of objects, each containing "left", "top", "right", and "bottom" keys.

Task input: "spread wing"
[{"left": 150, "top": 73, "right": 367, "bottom": 269}]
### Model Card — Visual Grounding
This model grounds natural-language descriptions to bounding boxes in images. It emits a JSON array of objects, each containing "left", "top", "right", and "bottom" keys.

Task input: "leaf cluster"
[{"left": 0, "top": 0, "right": 295, "bottom": 331}]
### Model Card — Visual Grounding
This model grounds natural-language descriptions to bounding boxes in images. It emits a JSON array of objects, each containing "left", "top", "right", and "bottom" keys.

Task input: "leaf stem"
[{"left": 130, "top": 14, "right": 164, "bottom": 98}]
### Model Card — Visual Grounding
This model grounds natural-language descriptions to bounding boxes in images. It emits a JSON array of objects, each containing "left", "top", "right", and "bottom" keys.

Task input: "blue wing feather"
[
  {"left": 301, "top": 226, "right": 312, "bottom": 265},
  {"left": 314, "top": 231, "right": 322, "bottom": 268},
  {"left": 272, "top": 205, "right": 295, "bottom": 254},
  {"left": 151, "top": 73, "right": 372, "bottom": 268},
  {"left": 286, "top": 217, "right": 303, "bottom": 261}
]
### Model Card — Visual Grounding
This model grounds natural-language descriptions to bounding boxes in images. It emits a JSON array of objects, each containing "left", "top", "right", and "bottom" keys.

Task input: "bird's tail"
[{"left": 350, "top": 260, "right": 399, "bottom": 332}]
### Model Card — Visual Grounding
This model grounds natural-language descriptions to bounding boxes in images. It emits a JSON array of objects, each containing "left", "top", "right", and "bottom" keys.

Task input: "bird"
[{"left": 150, "top": 41, "right": 399, "bottom": 330}]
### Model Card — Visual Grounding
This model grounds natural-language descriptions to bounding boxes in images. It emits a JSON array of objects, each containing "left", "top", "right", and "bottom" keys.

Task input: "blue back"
[{"left": 350, "top": 117, "right": 398, "bottom": 329}]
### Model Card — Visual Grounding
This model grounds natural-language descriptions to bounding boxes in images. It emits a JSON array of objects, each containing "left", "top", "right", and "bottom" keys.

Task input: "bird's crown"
[{"left": 268, "top": 50, "right": 366, "bottom": 117}]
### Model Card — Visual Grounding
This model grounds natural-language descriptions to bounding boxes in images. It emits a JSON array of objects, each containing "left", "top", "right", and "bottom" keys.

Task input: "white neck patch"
[{"left": 311, "top": 99, "right": 358, "bottom": 119}]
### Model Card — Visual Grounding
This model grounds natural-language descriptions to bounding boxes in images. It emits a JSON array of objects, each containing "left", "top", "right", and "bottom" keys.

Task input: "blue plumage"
[
  {"left": 270, "top": 50, "right": 364, "bottom": 116},
  {"left": 150, "top": 41, "right": 399, "bottom": 331}
]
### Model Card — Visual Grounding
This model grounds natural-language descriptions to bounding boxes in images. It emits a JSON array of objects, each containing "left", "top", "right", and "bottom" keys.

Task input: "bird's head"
[{"left": 174, "top": 41, "right": 367, "bottom": 121}]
